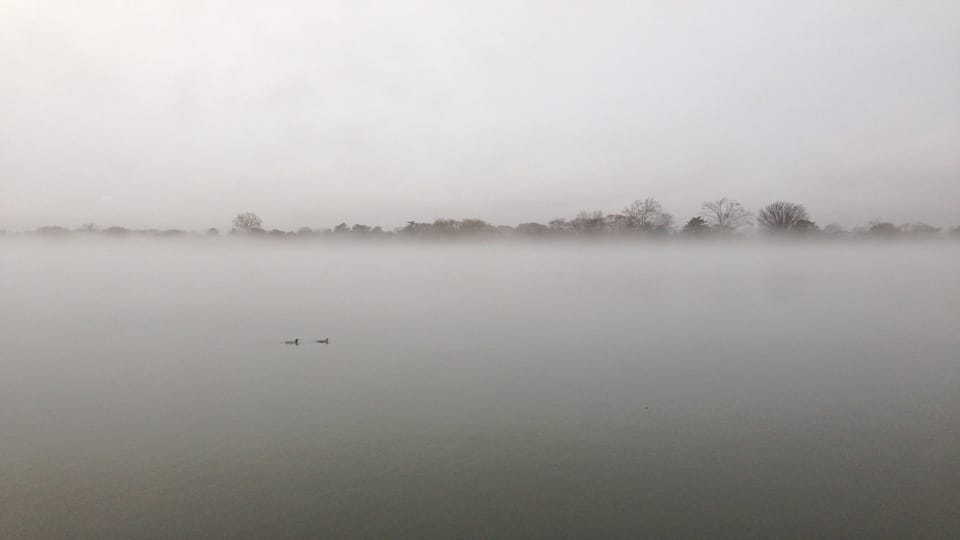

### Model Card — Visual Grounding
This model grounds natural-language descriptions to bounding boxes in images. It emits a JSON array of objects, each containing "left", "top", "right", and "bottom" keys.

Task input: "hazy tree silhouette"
[
  {"left": 604, "top": 214, "right": 631, "bottom": 233},
  {"left": 701, "top": 197, "right": 752, "bottom": 231},
  {"left": 654, "top": 212, "right": 674, "bottom": 233},
  {"left": 757, "top": 201, "right": 810, "bottom": 232},
  {"left": 622, "top": 198, "right": 672, "bottom": 232},
  {"left": 548, "top": 218, "right": 572, "bottom": 233},
  {"left": 431, "top": 219, "right": 460, "bottom": 235},
  {"left": 36, "top": 225, "right": 69, "bottom": 235},
  {"left": 516, "top": 222, "right": 550, "bottom": 236},
  {"left": 869, "top": 222, "right": 899, "bottom": 237},
  {"left": 794, "top": 219, "right": 819, "bottom": 233},
  {"left": 18, "top": 203, "right": 951, "bottom": 242},
  {"left": 572, "top": 211, "right": 606, "bottom": 234},
  {"left": 901, "top": 222, "right": 940, "bottom": 236},
  {"left": 232, "top": 212, "right": 263, "bottom": 233},
  {"left": 682, "top": 217, "right": 710, "bottom": 235},
  {"left": 399, "top": 221, "right": 432, "bottom": 235},
  {"left": 459, "top": 219, "right": 495, "bottom": 235}
]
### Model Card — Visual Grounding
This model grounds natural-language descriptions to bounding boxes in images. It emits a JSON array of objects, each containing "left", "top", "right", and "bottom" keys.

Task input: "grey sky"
[{"left": 2, "top": 0, "right": 958, "bottom": 231}]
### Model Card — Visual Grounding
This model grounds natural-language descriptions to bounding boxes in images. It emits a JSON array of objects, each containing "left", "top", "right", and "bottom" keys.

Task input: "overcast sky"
[{"left": 1, "top": 0, "right": 958, "bottom": 231}]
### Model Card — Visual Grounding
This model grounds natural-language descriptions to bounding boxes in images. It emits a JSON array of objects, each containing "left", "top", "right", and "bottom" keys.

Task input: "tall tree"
[
  {"left": 232, "top": 212, "right": 263, "bottom": 233},
  {"left": 757, "top": 201, "right": 809, "bottom": 232},
  {"left": 622, "top": 198, "right": 673, "bottom": 232},
  {"left": 701, "top": 197, "right": 752, "bottom": 231}
]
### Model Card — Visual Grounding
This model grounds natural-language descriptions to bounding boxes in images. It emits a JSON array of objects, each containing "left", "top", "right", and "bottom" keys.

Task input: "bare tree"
[
  {"left": 232, "top": 212, "right": 263, "bottom": 233},
  {"left": 622, "top": 198, "right": 672, "bottom": 232},
  {"left": 605, "top": 213, "right": 630, "bottom": 233},
  {"left": 622, "top": 198, "right": 659, "bottom": 228},
  {"left": 757, "top": 201, "right": 810, "bottom": 232},
  {"left": 701, "top": 197, "right": 752, "bottom": 231},
  {"left": 655, "top": 211, "right": 674, "bottom": 233}
]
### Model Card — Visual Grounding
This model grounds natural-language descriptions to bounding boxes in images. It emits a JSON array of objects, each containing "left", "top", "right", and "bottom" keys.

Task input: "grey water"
[{"left": 2, "top": 240, "right": 958, "bottom": 538}]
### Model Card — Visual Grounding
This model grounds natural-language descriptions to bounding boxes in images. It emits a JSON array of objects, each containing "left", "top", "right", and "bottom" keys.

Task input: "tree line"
[{"left": 15, "top": 197, "right": 960, "bottom": 240}]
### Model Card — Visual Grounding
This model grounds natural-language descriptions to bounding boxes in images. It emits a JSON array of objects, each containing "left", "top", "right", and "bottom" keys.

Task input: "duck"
[
  {"left": 315, "top": 338, "right": 329, "bottom": 344},
  {"left": 284, "top": 338, "right": 299, "bottom": 345}
]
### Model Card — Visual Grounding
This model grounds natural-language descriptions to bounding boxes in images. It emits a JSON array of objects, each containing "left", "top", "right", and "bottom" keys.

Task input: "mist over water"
[{"left": 2, "top": 240, "right": 959, "bottom": 537}]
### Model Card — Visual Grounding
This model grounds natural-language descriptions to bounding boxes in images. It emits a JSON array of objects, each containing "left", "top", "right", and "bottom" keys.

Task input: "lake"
[{"left": 2, "top": 239, "right": 958, "bottom": 538}]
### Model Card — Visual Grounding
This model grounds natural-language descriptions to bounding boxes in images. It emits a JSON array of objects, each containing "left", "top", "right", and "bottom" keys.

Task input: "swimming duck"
[
  {"left": 315, "top": 338, "right": 329, "bottom": 344},
  {"left": 284, "top": 339, "right": 299, "bottom": 345}
]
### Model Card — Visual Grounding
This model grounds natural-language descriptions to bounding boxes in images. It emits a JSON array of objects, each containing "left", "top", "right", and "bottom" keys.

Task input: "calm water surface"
[{"left": 2, "top": 240, "right": 958, "bottom": 538}]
